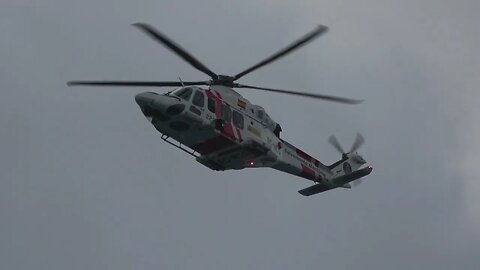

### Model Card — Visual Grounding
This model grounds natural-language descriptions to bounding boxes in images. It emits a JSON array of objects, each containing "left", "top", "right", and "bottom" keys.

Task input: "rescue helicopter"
[{"left": 68, "top": 23, "right": 372, "bottom": 196}]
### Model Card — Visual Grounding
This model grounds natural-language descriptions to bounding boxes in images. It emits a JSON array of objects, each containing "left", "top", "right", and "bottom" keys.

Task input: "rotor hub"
[{"left": 213, "top": 75, "right": 236, "bottom": 86}]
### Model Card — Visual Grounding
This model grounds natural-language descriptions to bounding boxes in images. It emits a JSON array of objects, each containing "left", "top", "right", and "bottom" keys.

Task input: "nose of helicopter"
[
  {"left": 135, "top": 92, "right": 160, "bottom": 119},
  {"left": 135, "top": 92, "right": 156, "bottom": 107},
  {"left": 135, "top": 92, "right": 185, "bottom": 119}
]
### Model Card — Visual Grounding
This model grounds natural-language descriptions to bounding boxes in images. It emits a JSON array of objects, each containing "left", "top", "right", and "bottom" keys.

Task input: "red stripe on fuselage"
[
  {"left": 296, "top": 149, "right": 313, "bottom": 162},
  {"left": 296, "top": 148, "right": 321, "bottom": 167},
  {"left": 300, "top": 165, "right": 316, "bottom": 180},
  {"left": 223, "top": 122, "right": 236, "bottom": 140}
]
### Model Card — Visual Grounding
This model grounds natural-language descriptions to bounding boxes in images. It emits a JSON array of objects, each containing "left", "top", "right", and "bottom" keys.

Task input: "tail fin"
[
  {"left": 329, "top": 153, "right": 366, "bottom": 176},
  {"left": 327, "top": 134, "right": 367, "bottom": 178}
]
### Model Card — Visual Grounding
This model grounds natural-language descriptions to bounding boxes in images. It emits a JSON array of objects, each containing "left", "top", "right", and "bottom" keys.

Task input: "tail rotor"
[
  {"left": 328, "top": 133, "right": 366, "bottom": 186},
  {"left": 328, "top": 135, "right": 346, "bottom": 156},
  {"left": 350, "top": 133, "right": 365, "bottom": 153},
  {"left": 328, "top": 133, "right": 364, "bottom": 155}
]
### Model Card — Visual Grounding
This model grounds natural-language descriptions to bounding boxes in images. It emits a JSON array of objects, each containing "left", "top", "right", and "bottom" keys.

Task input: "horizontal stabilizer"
[
  {"left": 340, "top": 183, "right": 351, "bottom": 189},
  {"left": 298, "top": 184, "right": 335, "bottom": 196},
  {"left": 298, "top": 166, "right": 372, "bottom": 196}
]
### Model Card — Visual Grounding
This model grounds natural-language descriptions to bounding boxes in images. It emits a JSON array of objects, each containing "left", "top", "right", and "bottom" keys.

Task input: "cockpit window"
[
  {"left": 192, "top": 91, "right": 205, "bottom": 107},
  {"left": 172, "top": 87, "right": 193, "bottom": 101}
]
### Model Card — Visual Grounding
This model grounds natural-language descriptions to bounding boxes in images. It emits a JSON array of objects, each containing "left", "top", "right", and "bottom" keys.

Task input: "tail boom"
[{"left": 271, "top": 140, "right": 333, "bottom": 182}]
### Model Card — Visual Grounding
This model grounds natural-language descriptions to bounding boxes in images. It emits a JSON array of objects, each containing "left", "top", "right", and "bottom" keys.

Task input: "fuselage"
[{"left": 135, "top": 85, "right": 362, "bottom": 187}]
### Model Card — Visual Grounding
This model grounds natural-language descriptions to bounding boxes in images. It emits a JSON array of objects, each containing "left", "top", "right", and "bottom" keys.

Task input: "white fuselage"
[{"left": 135, "top": 85, "right": 365, "bottom": 188}]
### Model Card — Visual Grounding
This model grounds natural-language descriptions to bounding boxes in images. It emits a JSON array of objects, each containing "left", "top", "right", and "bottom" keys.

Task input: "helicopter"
[{"left": 68, "top": 23, "right": 372, "bottom": 196}]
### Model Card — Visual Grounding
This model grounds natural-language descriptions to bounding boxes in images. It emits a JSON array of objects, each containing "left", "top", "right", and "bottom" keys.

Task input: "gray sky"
[{"left": 1, "top": 0, "right": 479, "bottom": 269}]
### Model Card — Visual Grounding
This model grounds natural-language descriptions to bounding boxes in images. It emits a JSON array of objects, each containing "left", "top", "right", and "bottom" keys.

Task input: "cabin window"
[
  {"left": 208, "top": 98, "right": 216, "bottom": 113},
  {"left": 221, "top": 103, "right": 232, "bottom": 121},
  {"left": 232, "top": 111, "right": 244, "bottom": 129},
  {"left": 173, "top": 87, "right": 193, "bottom": 101},
  {"left": 192, "top": 91, "right": 205, "bottom": 107},
  {"left": 274, "top": 123, "right": 282, "bottom": 138},
  {"left": 256, "top": 109, "right": 264, "bottom": 120}
]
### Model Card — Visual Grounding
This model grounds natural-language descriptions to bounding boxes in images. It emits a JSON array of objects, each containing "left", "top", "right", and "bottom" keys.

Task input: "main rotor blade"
[
  {"left": 132, "top": 23, "right": 218, "bottom": 79},
  {"left": 67, "top": 81, "right": 209, "bottom": 87},
  {"left": 233, "top": 25, "right": 328, "bottom": 80},
  {"left": 328, "top": 135, "right": 345, "bottom": 154},
  {"left": 350, "top": 133, "right": 365, "bottom": 153},
  {"left": 235, "top": 84, "right": 362, "bottom": 104}
]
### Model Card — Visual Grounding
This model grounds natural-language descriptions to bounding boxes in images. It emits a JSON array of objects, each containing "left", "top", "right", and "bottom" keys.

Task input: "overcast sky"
[{"left": 1, "top": 0, "right": 479, "bottom": 269}]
